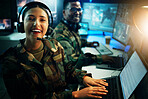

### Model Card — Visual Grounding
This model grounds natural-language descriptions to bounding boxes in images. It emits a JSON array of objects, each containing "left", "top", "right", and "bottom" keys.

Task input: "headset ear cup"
[
  {"left": 17, "top": 22, "right": 25, "bottom": 33},
  {"left": 78, "top": 24, "right": 81, "bottom": 29},
  {"left": 46, "top": 28, "right": 50, "bottom": 35},
  {"left": 46, "top": 26, "right": 53, "bottom": 36}
]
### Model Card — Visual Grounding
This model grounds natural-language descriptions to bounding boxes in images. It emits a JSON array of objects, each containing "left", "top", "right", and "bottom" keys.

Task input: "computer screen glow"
[
  {"left": 113, "top": 21, "right": 129, "bottom": 45},
  {"left": 120, "top": 51, "right": 147, "bottom": 99},
  {"left": 81, "top": 3, "right": 118, "bottom": 33}
]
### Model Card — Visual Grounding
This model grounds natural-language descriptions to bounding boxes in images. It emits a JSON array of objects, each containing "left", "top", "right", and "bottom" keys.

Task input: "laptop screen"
[{"left": 119, "top": 51, "right": 147, "bottom": 99}]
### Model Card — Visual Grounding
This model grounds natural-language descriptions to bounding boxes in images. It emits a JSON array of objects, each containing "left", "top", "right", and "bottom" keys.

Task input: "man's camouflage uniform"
[
  {"left": 51, "top": 20, "right": 103, "bottom": 69},
  {"left": 1, "top": 38, "right": 91, "bottom": 99}
]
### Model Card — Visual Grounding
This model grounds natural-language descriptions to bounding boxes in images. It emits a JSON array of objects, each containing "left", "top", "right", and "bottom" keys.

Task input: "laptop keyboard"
[{"left": 103, "top": 77, "right": 118, "bottom": 99}]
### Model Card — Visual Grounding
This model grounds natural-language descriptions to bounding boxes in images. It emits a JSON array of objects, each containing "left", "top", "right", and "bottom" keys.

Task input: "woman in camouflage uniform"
[{"left": 1, "top": 1, "right": 108, "bottom": 99}]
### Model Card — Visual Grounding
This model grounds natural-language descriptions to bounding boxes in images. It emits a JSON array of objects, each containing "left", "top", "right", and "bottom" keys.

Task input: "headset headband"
[{"left": 18, "top": 1, "right": 53, "bottom": 27}]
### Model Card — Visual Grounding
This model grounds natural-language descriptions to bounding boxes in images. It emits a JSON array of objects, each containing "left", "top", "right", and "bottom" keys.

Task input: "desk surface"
[
  {"left": 82, "top": 43, "right": 124, "bottom": 57},
  {"left": 0, "top": 32, "right": 25, "bottom": 40},
  {"left": 82, "top": 35, "right": 125, "bottom": 56},
  {"left": 82, "top": 65, "right": 120, "bottom": 79},
  {"left": 87, "top": 35, "right": 125, "bottom": 49},
  {"left": 82, "top": 36, "right": 123, "bottom": 79}
]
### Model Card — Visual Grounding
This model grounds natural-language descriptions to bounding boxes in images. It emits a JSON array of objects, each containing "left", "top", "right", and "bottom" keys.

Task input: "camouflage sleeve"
[
  {"left": 58, "top": 38, "right": 96, "bottom": 68},
  {"left": 66, "top": 67, "right": 92, "bottom": 84},
  {"left": 55, "top": 36, "right": 100, "bottom": 69},
  {"left": 48, "top": 41, "right": 92, "bottom": 99},
  {"left": 51, "top": 71, "right": 91, "bottom": 99},
  {"left": 0, "top": 64, "right": 11, "bottom": 99},
  {"left": 2, "top": 56, "right": 33, "bottom": 99},
  {"left": 1, "top": 46, "right": 91, "bottom": 99},
  {"left": 59, "top": 40, "right": 78, "bottom": 63},
  {"left": 2, "top": 58, "right": 74, "bottom": 99},
  {"left": 2, "top": 55, "right": 74, "bottom": 99},
  {"left": 60, "top": 45, "right": 92, "bottom": 85},
  {"left": 50, "top": 38, "right": 92, "bottom": 84}
]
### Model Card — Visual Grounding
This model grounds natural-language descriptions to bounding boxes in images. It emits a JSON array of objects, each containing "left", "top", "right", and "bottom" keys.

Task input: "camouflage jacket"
[
  {"left": 1, "top": 38, "right": 90, "bottom": 99},
  {"left": 51, "top": 21, "right": 102, "bottom": 69}
]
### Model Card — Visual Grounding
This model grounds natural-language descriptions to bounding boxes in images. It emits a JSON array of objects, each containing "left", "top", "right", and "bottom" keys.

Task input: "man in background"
[{"left": 51, "top": 0, "right": 113, "bottom": 69}]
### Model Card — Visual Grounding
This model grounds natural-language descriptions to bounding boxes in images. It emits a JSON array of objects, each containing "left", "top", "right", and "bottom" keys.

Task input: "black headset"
[
  {"left": 17, "top": 1, "right": 53, "bottom": 35},
  {"left": 62, "top": 19, "right": 81, "bottom": 32}
]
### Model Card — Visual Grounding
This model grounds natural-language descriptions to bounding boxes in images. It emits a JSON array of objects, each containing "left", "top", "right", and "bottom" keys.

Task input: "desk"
[
  {"left": 81, "top": 36, "right": 123, "bottom": 79},
  {"left": 81, "top": 44, "right": 123, "bottom": 79},
  {"left": 82, "top": 65, "right": 120, "bottom": 79},
  {"left": 0, "top": 32, "right": 25, "bottom": 54},
  {"left": 0, "top": 32, "right": 25, "bottom": 40},
  {"left": 82, "top": 34, "right": 125, "bottom": 56},
  {"left": 82, "top": 43, "right": 124, "bottom": 57}
]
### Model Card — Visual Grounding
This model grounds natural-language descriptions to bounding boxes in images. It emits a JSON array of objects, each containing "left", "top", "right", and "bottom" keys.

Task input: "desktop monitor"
[
  {"left": 112, "top": 3, "right": 137, "bottom": 46},
  {"left": 0, "top": 0, "right": 17, "bottom": 35},
  {"left": 81, "top": 2, "right": 118, "bottom": 33},
  {"left": 0, "top": 19, "right": 13, "bottom": 35},
  {"left": 113, "top": 20, "right": 130, "bottom": 45}
]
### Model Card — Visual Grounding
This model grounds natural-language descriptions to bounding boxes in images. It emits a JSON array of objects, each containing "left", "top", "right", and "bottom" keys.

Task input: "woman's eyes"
[
  {"left": 27, "top": 17, "right": 47, "bottom": 22},
  {"left": 40, "top": 19, "right": 46, "bottom": 22},
  {"left": 27, "top": 17, "right": 35, "bottom": 21}
]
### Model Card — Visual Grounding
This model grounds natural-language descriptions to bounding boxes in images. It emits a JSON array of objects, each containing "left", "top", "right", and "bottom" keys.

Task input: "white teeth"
[
  {"left": 32, "top": 30, "right": 41, "bottom": 32},
  {"left": 74, "top": 16, "right": 79, "bottom": 18}
]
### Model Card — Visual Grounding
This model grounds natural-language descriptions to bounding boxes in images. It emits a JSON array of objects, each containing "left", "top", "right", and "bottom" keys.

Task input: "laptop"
[
  {"left": 96, "top": 45, "right": 132, "bottom": 70},
  {"left": 102, "top": 51, "right": 147, "bottom": 99}
]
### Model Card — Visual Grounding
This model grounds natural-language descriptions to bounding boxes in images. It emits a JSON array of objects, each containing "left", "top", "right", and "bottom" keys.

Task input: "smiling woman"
[
  {"left": 1, "top": 1, "right": 109, "bottom": 99},
  {"left": 17, "top": 2, "right": 51, "bottom": 51},
  {"left": 24, "top": 7, "right": 49, "bottom": 42}
]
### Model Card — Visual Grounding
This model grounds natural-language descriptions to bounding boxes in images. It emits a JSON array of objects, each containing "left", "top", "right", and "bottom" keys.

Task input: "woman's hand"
[
  {"left": 83, "top": 76, "right": 108, "bottom": 87},
  {"left": 72, "top": 86, "right": 108, "bottom": 98}
]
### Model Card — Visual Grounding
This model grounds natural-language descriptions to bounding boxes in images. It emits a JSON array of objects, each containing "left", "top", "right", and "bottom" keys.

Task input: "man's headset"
[
  {"left": 17, "top": 1, "right": 53, "bottom": 35},
  {"left": 62, "top": 20, "right": 81, "bottom": 32}
]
